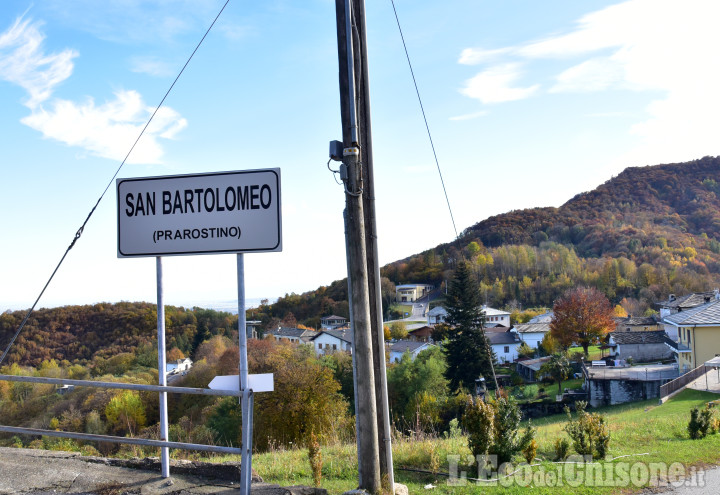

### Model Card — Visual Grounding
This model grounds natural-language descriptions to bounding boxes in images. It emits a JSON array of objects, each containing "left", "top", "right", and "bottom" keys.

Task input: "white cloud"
[
  {"left": 449, "top": 110, "right": 488, "bottom": 121},
  {"left": 458, "top": 0, "right": 720, "bottom": 166},
  {"left": 130, "top": 56, "right": 175, "bottom": 77},
  {"left": 0, "top": 17, "right": 187, "bottom": 165},
  {"left": 0, "top": 17, "right": 77, "bottom": 108},
  {"left": 550, "top": 57, "right": 625, "bottom": 93},
  {"left": 21, "top": 90, "right": 187, "bottom": 164},
  {"left": 460, "top": 63, "right": 539, "bottom": 104},
  {"left": 458, "top": 47, "right": 511, "bottom": 65}
]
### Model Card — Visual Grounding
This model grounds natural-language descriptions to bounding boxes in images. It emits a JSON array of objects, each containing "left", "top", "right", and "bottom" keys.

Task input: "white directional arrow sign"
[{"left": 208, "top": 373, "right": 274, "bottom": 393}]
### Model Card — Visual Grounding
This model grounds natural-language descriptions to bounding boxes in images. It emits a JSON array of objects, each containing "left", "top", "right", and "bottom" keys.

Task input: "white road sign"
[
  {"left": 208, "top": 373, "right": 274, "bottom": 393},
  {"left": 117, "top": 169, "right": 281, "bottom": 257}
]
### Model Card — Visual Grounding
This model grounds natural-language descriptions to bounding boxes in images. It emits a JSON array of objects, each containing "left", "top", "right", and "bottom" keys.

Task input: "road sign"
[
  {"left": 208, "top": 373, "right": 274, "bottom": 393},
  {"left": 117, "top": 169, "right": 281, "bottom": 257}
]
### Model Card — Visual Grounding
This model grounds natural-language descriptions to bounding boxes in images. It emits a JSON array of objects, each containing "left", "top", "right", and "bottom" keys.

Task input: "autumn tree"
[
  {"left": 441, "top": 261, "right": 496, "bottom": 391},
  {"left": 253, "top": 341, "right": 351, "bottom": 450},
  {"left": 550, "top": 287, "right": 615, "bottom": 357},
  {"left": 105, "top": 390, "right": 146, "bottom": 436},
  {"left": 389, "top": 321, "right": 408, "bottom": 340}
]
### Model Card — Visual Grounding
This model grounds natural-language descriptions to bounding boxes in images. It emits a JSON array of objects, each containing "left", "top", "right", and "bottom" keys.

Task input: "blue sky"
[{"left": 2, "top": 0, "right": 720, "bottom": 311}]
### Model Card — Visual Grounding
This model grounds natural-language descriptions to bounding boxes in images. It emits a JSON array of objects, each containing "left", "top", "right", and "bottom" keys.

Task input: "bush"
[
  {"left": 564, "top": 401, "right": 610, "bottom": 459},
  {"left": 462, "top": 391, "right": 535, "bottom": 466},
  {"left": 463, "top": 396, "right": 494, "bottom": 457},
  {"left": 522, "top": 436, "right": 538, "bottom": 464},
  {"left": 554, "top": 437, "right": 570, "bottom": 461},
  {"left": 307, "top": 431, "right": 322, "bottom": 487},
  {"left": 688, "top": 406, "right": 715, "bottom": 439},
  {"left": 511, "top": 384, "right": 538, "bottom": 401}
]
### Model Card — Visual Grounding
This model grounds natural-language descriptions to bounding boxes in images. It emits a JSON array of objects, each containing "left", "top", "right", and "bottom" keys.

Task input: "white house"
[
  {"left": 311, "top": 328, "right": 353, "bottom": 355},
  {"left": 487, "top": 330, "right": 521, "bottom": 364},
  {"left": 395, "top": 284, "right": 434, "bottom": 303},
  {"left": 512, "top": 322, "right": 550, "bottom": 349},
  {"left": 166, "top": 358, "right": 193, "bottom": 375},
  {"left": 427, "top": 306, "right": 447, "bottom": 325},
  {"left": 389, "top": 341, "right": 435, "bottom": 363},
  {"left": 483, "top": 306, "right": 511, "bottom": 327}
]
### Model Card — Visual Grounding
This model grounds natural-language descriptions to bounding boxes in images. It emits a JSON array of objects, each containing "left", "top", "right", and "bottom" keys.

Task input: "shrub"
[
  {"left": 307, "top": 431, "right": 322, "bottom": 487},
  {"left": 463, "top": 396, "right": 494, "bottom": 457},
  {"left": 522, "top": 436, "right": 538, "bottom": 464},
  {"left": 564, "top": 401, "right": 610, "bottom": 459},
  {"left": 688, "top": 406, "right": 715, "bottom": 439},
  {"left": 554, "top": 437, "right": 570, "bottom": 461},
  {"left": 462, "top": 391, "right": 535, "bottom": 466}
]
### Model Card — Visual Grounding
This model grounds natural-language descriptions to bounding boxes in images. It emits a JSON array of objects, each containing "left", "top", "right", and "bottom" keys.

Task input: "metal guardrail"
[
  {"left": 0, "top": 374, "right": 245, "bottom": 454},
  {"left": 0, "top": 374, "right": 243, "bottom": 397},
  {"left": 660, "top": 364, "right": 708, "bottom": 399}
]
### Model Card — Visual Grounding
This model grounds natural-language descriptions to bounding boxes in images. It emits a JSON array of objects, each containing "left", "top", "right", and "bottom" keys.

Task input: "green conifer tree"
[{"left": 441, "top": 261, "right": 496, "bottom": 391}]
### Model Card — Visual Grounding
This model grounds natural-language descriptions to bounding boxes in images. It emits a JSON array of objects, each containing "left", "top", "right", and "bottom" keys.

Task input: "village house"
[
  {"left": 613, "top": 315, "right": 661, "bottom": 333},
  {"left": 407, "top": 325, "right": 434, "bottom": 342},
  {"left": 389, "top": 341, "right": 435, "bottom": 363},
  {"left": 266, "top": 326, "right": 317, "bottom": 344},
  {"left": 657, "top": 291, "right": 717, "bottom": 318},
  {"left": 583, "top": 363, "right": 678, "bottom": 407},
  {"left": 311, "top": 328, "right": 353, "bottom": 355},
  {"left": 395, "top": 284, "right": 434, "bottom": 303},
  {"left": 427, "top": 306, "right": 447, "bottom": 325},
  {"left": 527, "top": 311, "right": 553, "bottom": 323},
  {"left": 606, "top": 330, "right": 672, "bottom": 362},
  {"left": 166, "top": 357, "right": 192, "bottom": 375},
  {"left": 663, "top": 300, "right": 720, "bottom": 373},
  {"left": 483, "top": 306, "right": 511, "bottom": 327},
  {"left": 246, "top": 320, "right": 262, "bottom": 339},
  {"left": 486, "top": 328, "right": 521, "bottom": 363},
  {"left": 512, "top": 322, "right": 550, "bottom": 349},
  {"left": 657, "top": 291, "right": 718, "bottom": 340},
  {"left": 516, "top": 356, "right": 552, "bottom": 382},
  {"left": 320, "top": 315, "right": 348, "bottom": 330}
]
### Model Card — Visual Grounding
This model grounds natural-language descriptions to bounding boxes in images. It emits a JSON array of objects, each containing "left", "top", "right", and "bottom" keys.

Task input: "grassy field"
[
  {"left": 227, "top": 388, "right": 720, "bottom": 494},
  {"left": 568, "top": 345, "right": 604, "bottom": 361}
]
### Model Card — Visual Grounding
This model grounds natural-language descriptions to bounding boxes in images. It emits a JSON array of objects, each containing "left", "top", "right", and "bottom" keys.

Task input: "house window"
[
  {"left": 504, "top": 346, "right": 509, "bottom": 353},
  {"left": 333, "top": 344, "right": 337, "bottom": 350},
  {"left": 318, "top": 343, "right": 323, "bottom": 349}
]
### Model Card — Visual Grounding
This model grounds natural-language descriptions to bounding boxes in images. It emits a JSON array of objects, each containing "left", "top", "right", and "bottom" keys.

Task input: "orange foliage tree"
[{"left": 550, "top": 287, "right": 615, "bottom": 357}]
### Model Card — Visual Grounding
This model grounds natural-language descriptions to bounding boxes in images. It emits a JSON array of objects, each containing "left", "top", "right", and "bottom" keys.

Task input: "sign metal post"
[
  {"left": 156, "top": 257, "right": 170, "bottom": 478},
  {"left": 117, "top": 169, "right": 281, "bottom": 493},
  {"left": 237, "top": 253, "right": 253, "bottom": 493}
]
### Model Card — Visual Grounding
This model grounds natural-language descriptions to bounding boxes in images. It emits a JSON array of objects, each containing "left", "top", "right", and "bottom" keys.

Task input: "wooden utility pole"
[
  {"left": 335, "top": 0, "right": 381, "bottom": 492},
  {"left": 351, "top": 0, "right": 395, "bottom": 489}
]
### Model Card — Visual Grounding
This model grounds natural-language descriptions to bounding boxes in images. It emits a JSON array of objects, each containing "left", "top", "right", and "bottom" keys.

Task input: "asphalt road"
[{"left": 0, "top": 447, "right": 323, "bottom": 494}]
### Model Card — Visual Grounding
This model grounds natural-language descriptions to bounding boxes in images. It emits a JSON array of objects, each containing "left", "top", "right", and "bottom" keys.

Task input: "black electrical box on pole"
[{"left": 334, "top": 0, "right": 394, "bottom": 492}]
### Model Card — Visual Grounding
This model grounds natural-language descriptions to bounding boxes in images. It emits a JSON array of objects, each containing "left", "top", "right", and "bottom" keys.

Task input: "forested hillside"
[
  {"left": 277, "top": 156, "right": 720, "bottom": 319},
  {"left": 0, "top": 303, "right": 235, "bottom": 367}
]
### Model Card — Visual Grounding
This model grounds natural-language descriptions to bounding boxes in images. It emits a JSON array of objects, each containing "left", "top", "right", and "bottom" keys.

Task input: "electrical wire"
[
  {"left": 389, "top": 0, "right": 459, "bottom": 240},
  {"left": 0, "top": 0, "right": 232, "bottom": 367}
]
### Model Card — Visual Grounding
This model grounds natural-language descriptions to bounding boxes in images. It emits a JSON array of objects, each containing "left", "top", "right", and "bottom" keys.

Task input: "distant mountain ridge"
[
  {"left": 380, "top": 156, "right": 720, "bottom": 310},
  {"left": 452, "top": 156, "right": 720, "bottom": 257}
]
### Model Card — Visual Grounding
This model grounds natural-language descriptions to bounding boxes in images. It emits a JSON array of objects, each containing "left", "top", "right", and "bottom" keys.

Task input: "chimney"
[{"left": 669, "top": 294, "right": 676, "bottom": 301}]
